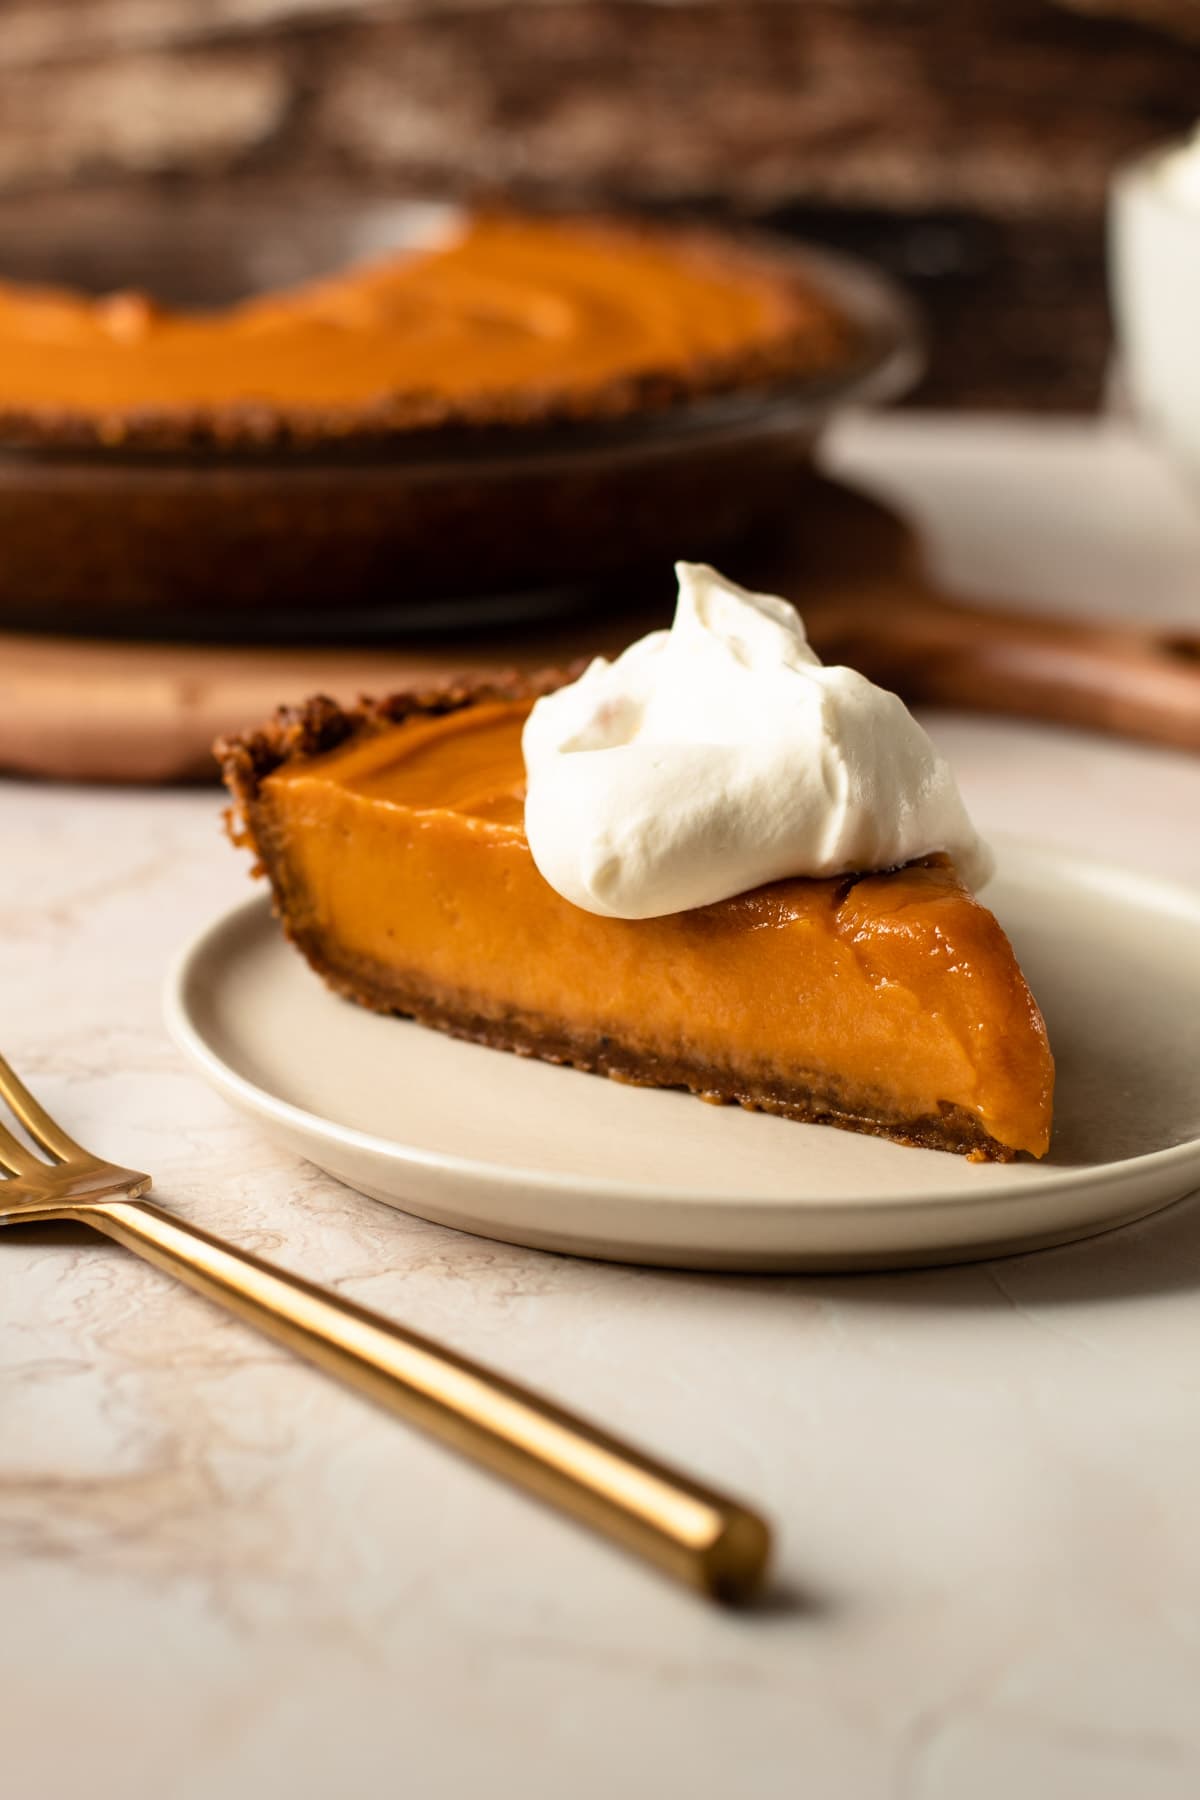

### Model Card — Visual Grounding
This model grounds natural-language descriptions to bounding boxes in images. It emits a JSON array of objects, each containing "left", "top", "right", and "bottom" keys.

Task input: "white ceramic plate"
[{"left": 164, "top": 841, "right": 1200, "bottom": 1271}]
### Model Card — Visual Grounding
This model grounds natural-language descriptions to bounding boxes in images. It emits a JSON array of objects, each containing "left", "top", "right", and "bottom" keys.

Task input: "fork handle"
[{"left": 82, "top": 1196, "right": 768, "bottom": 1602}]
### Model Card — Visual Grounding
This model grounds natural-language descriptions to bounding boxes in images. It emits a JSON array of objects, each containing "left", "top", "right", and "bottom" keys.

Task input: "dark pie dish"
[{"left": 0, "top": 191, "right": 920, "bottom": 634}]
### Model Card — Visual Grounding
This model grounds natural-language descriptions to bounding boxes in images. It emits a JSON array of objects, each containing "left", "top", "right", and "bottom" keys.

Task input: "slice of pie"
[{"left": 218, "top": 678, "right": 1054, "bottom": 1162}]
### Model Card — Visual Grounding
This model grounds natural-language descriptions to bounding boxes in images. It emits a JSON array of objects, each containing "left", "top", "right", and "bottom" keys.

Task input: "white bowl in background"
[{"left": 1110, "top": 133, "right": 1200, "bottom": 484}]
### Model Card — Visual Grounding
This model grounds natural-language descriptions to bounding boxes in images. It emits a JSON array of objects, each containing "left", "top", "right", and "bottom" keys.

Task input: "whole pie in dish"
[
  {"left": 0, "top": 213, "right": 852, "bottom": 451},
  {"left": 218, "top": 678, "right": 1055, "bottom": 1162}
]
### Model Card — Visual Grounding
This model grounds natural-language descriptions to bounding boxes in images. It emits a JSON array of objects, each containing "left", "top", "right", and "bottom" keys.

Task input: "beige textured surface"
[{"left": 5, "top": 417, "right": 1200, "bottom": 1798}]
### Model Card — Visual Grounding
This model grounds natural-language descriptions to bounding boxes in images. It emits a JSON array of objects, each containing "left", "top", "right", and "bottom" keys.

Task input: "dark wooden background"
[{"left": 3, "top": 0, "right": 1197, "bottom": 408}]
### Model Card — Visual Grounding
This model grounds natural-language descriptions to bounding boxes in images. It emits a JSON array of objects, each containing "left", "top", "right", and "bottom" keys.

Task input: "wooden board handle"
[{"left": 809, "top": 588, "right": 1200, "bottom": 753}]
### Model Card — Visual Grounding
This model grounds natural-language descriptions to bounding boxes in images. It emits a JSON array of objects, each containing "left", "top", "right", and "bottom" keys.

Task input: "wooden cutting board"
[{"left": 4, "top": 477, "right": 1198, "bottom": 783}]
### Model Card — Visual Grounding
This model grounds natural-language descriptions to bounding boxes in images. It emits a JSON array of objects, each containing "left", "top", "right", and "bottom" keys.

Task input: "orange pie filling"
[
  {"left": 241, "top": 698, "right": 1054, "bottom": 1160},
  {"left": 0, "top": 215, "right": 845, "bottom": 425}
]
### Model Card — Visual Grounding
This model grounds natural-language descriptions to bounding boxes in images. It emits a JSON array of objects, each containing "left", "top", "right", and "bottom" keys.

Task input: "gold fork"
[{"left": 0, "top": 1051, "right": 769, "bottom": 1602}]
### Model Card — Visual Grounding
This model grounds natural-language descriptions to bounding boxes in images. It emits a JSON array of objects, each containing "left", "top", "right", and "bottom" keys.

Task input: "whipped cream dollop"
[{"left": 521, "top": 562, "right": 991, "bottom": 919}]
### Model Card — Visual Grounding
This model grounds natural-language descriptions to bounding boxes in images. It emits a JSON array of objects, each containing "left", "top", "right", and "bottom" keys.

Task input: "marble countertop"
[{"left": 4, "top": 416, "right": 1200, "bottom": 1800}]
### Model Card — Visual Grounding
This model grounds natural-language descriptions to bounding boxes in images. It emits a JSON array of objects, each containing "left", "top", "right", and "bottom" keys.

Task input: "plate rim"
[{"left": 163, "top": 836, "right": 1200, "bottom": 1217}]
